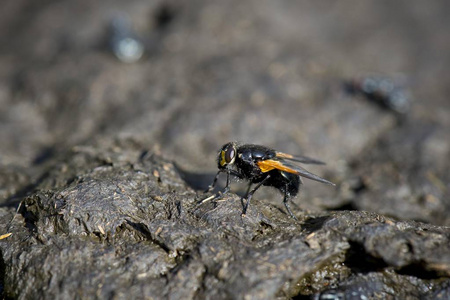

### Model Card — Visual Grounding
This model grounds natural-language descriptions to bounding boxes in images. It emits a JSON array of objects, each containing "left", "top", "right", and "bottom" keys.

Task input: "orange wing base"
[{"left": 257, "top": 159, "right": 298, "bottom": 174}]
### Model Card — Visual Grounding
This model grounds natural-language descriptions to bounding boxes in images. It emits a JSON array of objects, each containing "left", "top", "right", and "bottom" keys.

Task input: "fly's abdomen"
[{"left": 263, "top": 171, "right": 300, "bottom": 197}]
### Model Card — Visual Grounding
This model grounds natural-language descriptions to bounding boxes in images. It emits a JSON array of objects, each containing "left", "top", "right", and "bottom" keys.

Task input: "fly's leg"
[
  {"left": 242, "top": 175, "right": 271, "bottom": 215},
  {"left": 221, "top": 170, "right": 231, "bottom": 195},
  {"left": 204, "top": 170, "right": 223, "bottom": 193},
  {"left": 199, "top": 170, "right": 237, "bottom": 204},
  {"left": 204, "top": 170, "right": 242, "bottom": 193},
  {"left": 244, "top": 183, "right": 252, "bottom": 197},
  {"left": 283, "top": 188, "right": 298, "bottom": 221},
  {"left": 240, "top": 183, "right": 253, "bottom": 210}
]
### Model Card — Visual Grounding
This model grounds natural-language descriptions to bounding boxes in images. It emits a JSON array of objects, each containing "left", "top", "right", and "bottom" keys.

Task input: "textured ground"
[{"left": 1, "top": 1, "right": 450, "bottom": 299}]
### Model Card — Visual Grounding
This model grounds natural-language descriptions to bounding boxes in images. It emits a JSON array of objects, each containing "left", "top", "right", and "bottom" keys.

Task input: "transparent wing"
[{"left": 276, "top": 151, "right": 326, "bottom": 165}]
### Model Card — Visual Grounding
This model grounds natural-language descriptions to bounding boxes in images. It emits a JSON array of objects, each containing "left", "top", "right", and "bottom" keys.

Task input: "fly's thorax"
[
  {"left": 237, "top": 149, "right": 252, "bottom": 163},
  {"left": 233, "top": 155, "right": 264, "bottom": 181},
  {"left": 241, "top": 144, "right": 276, "bottom": 161}
]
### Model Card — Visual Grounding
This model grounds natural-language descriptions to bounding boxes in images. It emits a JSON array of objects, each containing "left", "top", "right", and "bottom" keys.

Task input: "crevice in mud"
[
  {"left": 396, "top": 262, "right": 448, "bottom": 280},
  {"left": 291, "top": 295, "right": 311, "bottom": 300},
  {"left": 329, "top": 202, "right": 359, "bottom": 212},
  {"left": 301, "top": 216, "right": 331, "bottom": 234},
  {"left": 20, "top": 201, "right": 39, "bottom": 238},
  {"left": 344, "top": 241, "right": 388, "bottom": 273},
  {"left": 125, "top": 220, "right": 171, "bottom": 254}
]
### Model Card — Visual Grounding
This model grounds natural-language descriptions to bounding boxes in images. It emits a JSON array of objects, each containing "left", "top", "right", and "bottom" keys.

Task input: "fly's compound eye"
[
  {"left": 225, "top": 146, "right": 235, "bottom": 164},
  {"left": 220, "top": 144, "right": 236, "bottom": 167}
]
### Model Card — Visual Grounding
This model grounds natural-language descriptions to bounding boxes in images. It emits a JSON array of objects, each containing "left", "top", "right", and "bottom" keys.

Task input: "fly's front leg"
[
  {"left": 205, "top": 170, "right": 242, "bottom": 193},
  {"left": 244, "top": 183, "right": 252, "bottom": 198},
  {"left": 220, "top": 170, "right": 231, "bottom": 195},
  {"left": 199, "top": 170, "right": 234, "bottom": 204},
  {"left": 205, "top": 170, "right": 223, "bottom": 193}
]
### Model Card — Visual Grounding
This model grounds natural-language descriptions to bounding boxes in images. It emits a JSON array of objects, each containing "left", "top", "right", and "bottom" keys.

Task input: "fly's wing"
[
  {"left": 275, "top": 152, "right": 325, "bottom": 165},
  {"left": 257, "top": 158, "right": 335, "bottom": 186}
]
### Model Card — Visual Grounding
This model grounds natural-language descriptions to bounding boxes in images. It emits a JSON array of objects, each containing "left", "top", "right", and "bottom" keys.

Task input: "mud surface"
[{"left": 1, "top": 1, "right": 450, "bottom": 299}]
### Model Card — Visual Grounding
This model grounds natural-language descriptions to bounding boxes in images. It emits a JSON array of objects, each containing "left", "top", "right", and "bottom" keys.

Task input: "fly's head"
[{"left": 217, "top": 142, "right": 237, "bottom": 170}]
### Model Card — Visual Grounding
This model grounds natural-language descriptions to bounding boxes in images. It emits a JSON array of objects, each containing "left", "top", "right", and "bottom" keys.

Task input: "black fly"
[{"left": 200, "top": 142, "right": 335, "bottom": 220}]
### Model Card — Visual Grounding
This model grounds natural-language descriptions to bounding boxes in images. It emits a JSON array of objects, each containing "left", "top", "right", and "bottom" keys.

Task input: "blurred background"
[{"left": 1, "top": 0, "right": 449, "bottom": 224}]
